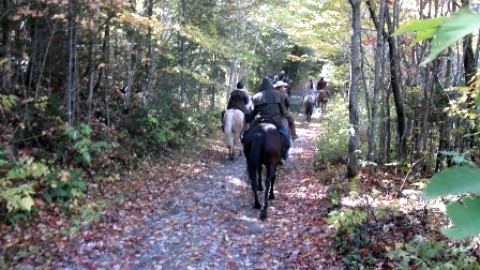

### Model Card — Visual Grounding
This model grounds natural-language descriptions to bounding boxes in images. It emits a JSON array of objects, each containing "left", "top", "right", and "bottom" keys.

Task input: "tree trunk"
[
  {"left": 87, "top": 21, "right": 95, "bottom": 120},
  {"left": 102, "top": 8, "right": 114, "bottom": 133},
  {"left": 366, "top": 0, "right": 386, "bottom": 163},
  {"left": 65, "top": 0, "right": 78, "bottom": 126},
  {"left": 1, "top": 0, "right": 13, "bottom": 92},
  {"left": 143, "top": 0, "right": 154, "bottom": 105},
  {"left": 347, "top": 0, "right": 361, "bottom": 178},
  {"left": 386, "top": 2, "right": 407, "bottom": 160}
]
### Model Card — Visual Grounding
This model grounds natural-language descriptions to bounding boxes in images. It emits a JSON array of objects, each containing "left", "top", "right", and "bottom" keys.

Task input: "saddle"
[{"left": 251, "top": 117, "right": 281, "bottom": 129}]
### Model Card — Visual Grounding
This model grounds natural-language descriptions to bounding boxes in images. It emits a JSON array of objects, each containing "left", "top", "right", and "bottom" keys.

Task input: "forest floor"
[
  {"left": 3, "top": 91, "right": 480, "bottom": 269},
  {"left": 2, "top": 91, "right": 344, "bottom": 269}
]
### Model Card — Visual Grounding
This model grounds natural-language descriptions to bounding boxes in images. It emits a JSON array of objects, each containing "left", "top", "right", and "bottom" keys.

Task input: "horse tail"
[{"left": 247, "top": 130, "right": 265, "bottom": 188}]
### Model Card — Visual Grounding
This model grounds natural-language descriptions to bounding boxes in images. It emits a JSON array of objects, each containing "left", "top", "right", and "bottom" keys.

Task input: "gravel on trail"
[{"left": 52, "top": 92, "right": 340, "bottom": 270}]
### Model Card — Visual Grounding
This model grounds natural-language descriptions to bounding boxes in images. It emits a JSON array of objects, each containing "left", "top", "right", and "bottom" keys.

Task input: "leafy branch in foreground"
[
  {"left": 393, "top": 7, "right": 480, "bottom": 65},
  {"left": 395, "top": 7, "right": 480, "bottom": 240}
]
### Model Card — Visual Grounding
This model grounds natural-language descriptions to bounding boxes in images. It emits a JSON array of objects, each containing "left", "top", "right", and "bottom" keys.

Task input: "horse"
[
  {"left": 316, "top": 89, "right": 329, "bottom": 114},
  {"left": 301, "top": 93, "right": 316, "bottom": 122},
  {"left": 242, "top": 119, "right": 285, "bottom": 220},
  {"left": 223, "top": 108, "right": 246, "bottom": 160}
]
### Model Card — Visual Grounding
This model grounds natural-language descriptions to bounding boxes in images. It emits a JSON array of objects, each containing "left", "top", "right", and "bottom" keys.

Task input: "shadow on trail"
[{"left": 52, "top": 89, "right": 336, "bottom": 270}]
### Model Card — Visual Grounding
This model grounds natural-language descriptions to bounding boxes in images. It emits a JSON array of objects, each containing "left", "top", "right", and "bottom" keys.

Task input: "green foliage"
[
  {"left": 0, "top": 149, "right": 86, "bottom": 222},
  {"left": 397, "top": 7, "right": 480, "bottom": 240},
  {"left": 0, "top": 94, "right": 18, "bottom": 111},
  {"left": 151, "top": 116, "right": 181, "bottom": 144},
  {"left": 393, "top": 17, "right": 446, "bottom": 42},
  {"left": 0, "top": 156, "right": 49, "bottom": 213},
  {"left": 185, "top": 108, "right": 223, "bottom": 138},
  {"left": 316, "top": 106, "right": 349, "bottom": 166},
  {"left": 424, "top": 167, "right": 480, "bottom": 240},
  {"left": 424, "top": 167, "right": 480, "bottom": 199},
  {"left": 388, "top": 235, "right": 479, "bottom": 269},
  {"left": 327, "top": 207, "right": 374, "bottom": 268},
  {"left": 327, "top": 190, "right": 341, "bottom": 208},
  {"left": 43, "top": 169, "right": 86, "bottom": 205},
  {"left": 394, "top": 7, "right": 480, "bottom": 65},
  {"left": 65, "top": 123, "right": 118, "bottom": 166},
  {"left": 327, "top": 208, "right": 368, "bottom": 234},
  {"left": 439, "top": 151, "right": 475, "bottom": 166},
  {"left": 442, "top": 197, "right": 480, "bottom": 240},
  {"left": 68, "top": 201, "right": 107, "bottom": 234}
]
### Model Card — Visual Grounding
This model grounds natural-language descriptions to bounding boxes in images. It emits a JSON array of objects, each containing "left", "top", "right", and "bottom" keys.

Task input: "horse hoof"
[
  {"left": 260, "top": 210, "right": 267, "bottom": 220},
  {"left": 269, "top": 194, "right": 275, "bottom": 200},
  {"left": 254, "top": 202, "right": 261, "bottom": 209}
]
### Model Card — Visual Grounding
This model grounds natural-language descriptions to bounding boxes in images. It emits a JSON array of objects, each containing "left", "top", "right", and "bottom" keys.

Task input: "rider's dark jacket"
[
  {"left": 250, "top": 87, "right": 286, "bottom": 125},
  {"left": 317, "top": 79, "right": 327, "bottom": 90},
  {"left": 227, "top": 89, "right": 250, "bottom": 114}
]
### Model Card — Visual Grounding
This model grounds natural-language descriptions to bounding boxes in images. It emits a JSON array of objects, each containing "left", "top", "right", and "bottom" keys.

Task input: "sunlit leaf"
[
  {"left": 20, "top": 196, "right": 34, "bottom": 211},
  {"left": 393, "top": 17, "right": 445, "bottom": 40},
  {"left": 423, "top": 167, "right": 480, "bottom": 199},
  {"left": 441, "top": 197, "right": 480, "bottom": 240},
  {"left": 422, "top": 8, "right": 480, "bottom": 65}
]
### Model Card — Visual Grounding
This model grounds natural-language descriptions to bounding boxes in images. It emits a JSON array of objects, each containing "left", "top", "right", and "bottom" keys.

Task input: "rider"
[
  {"left": 317, "top": 77, "right": 331, "bottom": 98},
  {"left": 244, "top": 77, "right": 291, "bottom": 162},
  {"left": 273, "top": 80, "right": 298, "bottom": 140},
  {"left": 222, "top": 81, "right": 251, "bottom": 131},
  {"left": 307, "top": 78, "right": 319, "bottom": 107}
]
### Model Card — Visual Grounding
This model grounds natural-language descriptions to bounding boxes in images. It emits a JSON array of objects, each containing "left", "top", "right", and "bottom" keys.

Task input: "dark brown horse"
[
  {"left": 242, "top": 120, "right": 285, "bottom": 220},
  {"left": 316, "top": 89, "right": 329, "bottom": 113}
]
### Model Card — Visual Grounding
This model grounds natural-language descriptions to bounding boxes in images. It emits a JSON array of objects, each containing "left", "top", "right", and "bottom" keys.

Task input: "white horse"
[{"left": 223, "top": 108, "right": 246, "bottom": 160}]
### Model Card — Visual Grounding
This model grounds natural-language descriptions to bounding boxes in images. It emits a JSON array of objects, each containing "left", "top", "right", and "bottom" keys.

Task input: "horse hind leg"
[
  {"left": 269, "top": 174, "right": 276, "bottom": 200},
  {"left": 260, "top": 165, "right": 275, "bottom": 220},
  {"left": 228, "top": 146, "right": 234, "bottom": 161},
  {"left": 251, "top": 181, "right": 261, "bottom": 210},
  {"left": 257, "top": 164, "right": 263, "bottom": 191},
  {"left": 236, "top": 134, "right": 242, "bottom": 157},
  {"left": 248, "top": 164, "right": 262, "bottom": 209}
]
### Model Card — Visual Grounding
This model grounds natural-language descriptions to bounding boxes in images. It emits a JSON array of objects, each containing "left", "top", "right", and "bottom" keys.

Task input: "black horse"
[{"left": 242, "top": 120, "right": 285, "bottom": 220}]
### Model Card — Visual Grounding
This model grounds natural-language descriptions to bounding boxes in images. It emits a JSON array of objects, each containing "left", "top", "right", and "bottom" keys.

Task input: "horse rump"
[
  {"left": 242, "top": 122, "right": 284, "bottom": 220},
  {"left": 316, "top": 90, "right": 329, "bottom": 113},
  {"left": 302, "top": 95, "right": 315, "bottom": 122},
  {"left": 223, "top": 109, "right": 245, "bottom": 160}
]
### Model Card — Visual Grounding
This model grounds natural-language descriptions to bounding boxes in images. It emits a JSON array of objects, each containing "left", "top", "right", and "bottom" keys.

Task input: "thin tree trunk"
[
  {"left": 366, "top": 0, "right": 386, "bottom": 163},
  {"left": 65, "top": 0, "right": 77, "bottom": 126},
  {"left": 347, "top": 0, "right": 361, "bottom": 178},
  {"left": 123, "top": 35, "right": 137, "bottom": 107},
  {"left": 102, "top": 8, "right": 113, "bottom": 133},
  {"left": 1, "top": 0, "right": 13, "bottom": 92},
  {"left": 87, "top": 26, "right": 95, "bottom": 120},
  {"left": 34, "top": 22, "right": 56, "bottom": 102},
  {"left": 386, "top": 2, "right": 407, "bottom": 159},
  {"left": 360, "top": 45, "right": 371, "bottom": 124},
  {"left": 143, "top": 0, "right": 154, "bottom": 105}
]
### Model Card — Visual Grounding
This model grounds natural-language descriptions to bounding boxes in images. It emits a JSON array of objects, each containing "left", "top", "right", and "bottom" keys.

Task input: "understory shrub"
[
  {"left": 388, "top": 235, "right": 479, "bottom": 269},
  {"left": 0, "top": 153, "right": 87, "bottom": 222},
  {"left": 316, "top": 105, "right": 349, "bottom": 167}
]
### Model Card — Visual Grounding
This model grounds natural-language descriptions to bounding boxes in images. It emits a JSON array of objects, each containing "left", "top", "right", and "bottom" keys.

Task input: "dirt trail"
[{"left": 53, "top": 91, "right": 337, "bottom": 270}]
